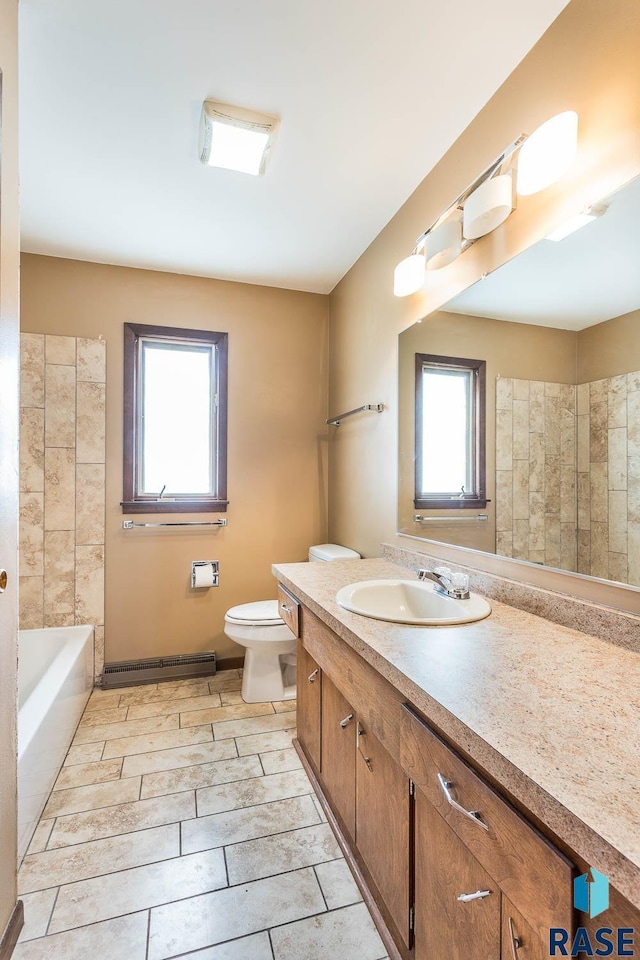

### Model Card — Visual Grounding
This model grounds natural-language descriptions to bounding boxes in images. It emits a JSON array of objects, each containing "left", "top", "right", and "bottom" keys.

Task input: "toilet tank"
[{"left": 308, "top": 543, "right": 361, "bottom": 562}]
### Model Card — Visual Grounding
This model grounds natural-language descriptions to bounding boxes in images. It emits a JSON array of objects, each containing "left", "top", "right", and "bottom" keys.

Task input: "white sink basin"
[{"left": 335, "top": 579, "right": 491, "bottom": 626}]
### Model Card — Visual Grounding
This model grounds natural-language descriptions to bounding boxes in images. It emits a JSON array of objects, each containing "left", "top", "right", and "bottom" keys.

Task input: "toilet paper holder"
[{"left": 192, "top": 561, "right": 219, "bottom": 588}]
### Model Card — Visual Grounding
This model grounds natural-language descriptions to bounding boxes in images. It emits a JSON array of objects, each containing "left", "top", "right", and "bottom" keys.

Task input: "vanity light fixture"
[
  {"left": 199, "top": 100, "right": 279, "bottom": 176},
  {"left": 392, "top": 111, "right": 579, "bottom": 296},
  {"left": 545, "top": 203, "right": 607, "bottom": 242}
]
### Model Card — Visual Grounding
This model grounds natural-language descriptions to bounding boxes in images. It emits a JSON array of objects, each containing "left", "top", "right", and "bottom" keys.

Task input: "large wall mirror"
[{"left": 398, "top": 175, "right": 640, "bottom": 589}]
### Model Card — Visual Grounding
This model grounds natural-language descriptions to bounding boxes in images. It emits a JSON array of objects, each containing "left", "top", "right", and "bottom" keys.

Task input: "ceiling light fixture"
[
  {"left": 516, "top": 111, "right": 578, "bottom": 196},
  {"left": 199, "top": 100, "right": 279, "bottom": 176},
  {"left": 393, "top": 111, "right": 580, "bottom": 296},
  {"left": 545, "top": 203, "right": 608, "bottom": 242}
]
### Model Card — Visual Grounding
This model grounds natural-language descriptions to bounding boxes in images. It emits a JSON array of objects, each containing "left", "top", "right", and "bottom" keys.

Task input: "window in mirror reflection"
[{"left": 415, "top": 353, "right": 487, "bottom": 509}]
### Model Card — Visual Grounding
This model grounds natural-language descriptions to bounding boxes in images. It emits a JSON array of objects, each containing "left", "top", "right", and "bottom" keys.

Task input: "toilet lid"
[{"left": 225, "top": 600, "right": 284, "bottom": 627}]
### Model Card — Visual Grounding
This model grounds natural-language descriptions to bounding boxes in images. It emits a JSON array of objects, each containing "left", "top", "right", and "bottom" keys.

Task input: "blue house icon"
[{"left": 574, "top": 868, "right": 609, "bottom": 919}]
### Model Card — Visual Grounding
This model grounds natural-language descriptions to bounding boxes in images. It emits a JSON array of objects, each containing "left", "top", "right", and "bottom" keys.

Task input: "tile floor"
[{"left": 15, "top": 671, "right": 389, "bottom": 960}]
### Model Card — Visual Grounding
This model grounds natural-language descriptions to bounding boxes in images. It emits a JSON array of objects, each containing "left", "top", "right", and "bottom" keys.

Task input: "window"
[
  {"left": 414, "top": 353, "right": 486, "bottom": 509},
  {"left": 123, "top": 323, "right": 228, "bottom": 513}
]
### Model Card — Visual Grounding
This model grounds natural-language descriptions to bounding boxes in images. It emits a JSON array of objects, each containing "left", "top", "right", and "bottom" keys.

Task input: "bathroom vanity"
[{"left": 274, "top": 556, "right": 640, "bottom": 960}]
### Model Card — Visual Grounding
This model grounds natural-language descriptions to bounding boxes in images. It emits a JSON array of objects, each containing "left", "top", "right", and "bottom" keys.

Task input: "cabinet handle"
[
  {"left": 457, "top": 890, "right": 492, "bottom": 903},
  {"left": 356, "top": 722, "right": 373, "bottom": 771},
  {"left": 508, "top": 917, "right": 522, "bottom": 959},
  {"left": 308, "top": 669, "right": 319, "bottom": 683},
  {"left": 339, "top": 714, "right": 354, "bottom": 728},
  {"left": 280, "top": 603, "right": 291, "bottom": 613},
  {"left": 437, "top": 773, "right": 489, "bottom": 831}
]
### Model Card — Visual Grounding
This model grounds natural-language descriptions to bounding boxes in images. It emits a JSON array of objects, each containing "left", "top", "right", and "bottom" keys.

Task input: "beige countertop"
[{"left": 273, "top": 557, "right": 640, "bottom": 910}]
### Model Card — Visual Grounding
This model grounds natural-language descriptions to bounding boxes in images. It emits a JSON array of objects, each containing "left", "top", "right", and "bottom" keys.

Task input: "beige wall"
[
  {"left": 328, "top": 0, "right": 640, "bottom": 613},
  {"left": 577, "top": 308, "right": 640, "bottom": 383},
  {"left": 21, "top": 255, "right": 329, "bottom": 663},
  {"left": 0, "top": 0, "right": 19, "bottom": 936},
  {"left": 398, "top": 311, "right": 576, "bottom": 551}
]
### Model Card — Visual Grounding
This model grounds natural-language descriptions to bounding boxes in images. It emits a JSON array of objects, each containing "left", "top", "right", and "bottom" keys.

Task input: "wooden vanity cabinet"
[
  {"left": 296, "top": 640, "right": 321, "bottom": 772},
  {"left": 320, "top": 675, "right": 356, "bottom": 837}
]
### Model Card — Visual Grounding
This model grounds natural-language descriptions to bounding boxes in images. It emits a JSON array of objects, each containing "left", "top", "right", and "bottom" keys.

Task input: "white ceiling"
[
  {"left": 19, "top": 0, "right": 570, "bottom": 293},
  {"left": 445, "top": 175, "right": 640, "bottom": 330}
]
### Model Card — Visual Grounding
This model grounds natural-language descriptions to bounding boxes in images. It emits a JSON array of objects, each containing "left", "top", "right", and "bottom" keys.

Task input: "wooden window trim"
[
  {"left": 414, "top": 352, "right": 487, "bottom": 510},
  {"left": 122, "top": 322, "right": 228, "bottom": 514}
]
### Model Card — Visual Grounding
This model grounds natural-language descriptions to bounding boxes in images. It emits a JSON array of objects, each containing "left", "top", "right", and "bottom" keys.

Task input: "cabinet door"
[
  {"left": 355, "top": 719, "right": 411, "bottom": 947},
  {"left": 415, "top": 790, "right": 500, "bottom": 960},
  {"left": 296, "top": 640, "right": 321, "bottom": 771},
  {"left": 502, "top": 897, "right": 549, "bottom": 960},
  {"left": 321, "top": 676, "right": 356, "bottom": 837}
]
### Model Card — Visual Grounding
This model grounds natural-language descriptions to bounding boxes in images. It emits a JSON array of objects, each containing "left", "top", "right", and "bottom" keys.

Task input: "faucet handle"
[{"left": 433, "top": 566, "right": 452, "bottom": 579}]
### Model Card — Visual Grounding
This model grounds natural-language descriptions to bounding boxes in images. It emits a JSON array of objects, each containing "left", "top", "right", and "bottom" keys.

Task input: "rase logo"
[{"left": 549, "top": 869, "right": 635, "bottom": 957}]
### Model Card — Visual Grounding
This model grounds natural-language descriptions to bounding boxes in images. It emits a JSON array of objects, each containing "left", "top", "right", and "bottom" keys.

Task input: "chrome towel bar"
[
  {"left": 414, "top": 514, "right": 488, "bottom": 523},
  {"left": 326, "top": 403, "right": 384, "bottom": 426},
  {"left": 123, "top": 519, "right": 227, "bottom": 529}
]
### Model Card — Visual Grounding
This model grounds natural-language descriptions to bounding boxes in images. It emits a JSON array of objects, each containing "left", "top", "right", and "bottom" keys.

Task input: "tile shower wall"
[
  {"left": 496, "top": 378, "right": 577, "bottom": 571},
  {"left": 19, "top": 334, "right": 106, "bottom": 676}
]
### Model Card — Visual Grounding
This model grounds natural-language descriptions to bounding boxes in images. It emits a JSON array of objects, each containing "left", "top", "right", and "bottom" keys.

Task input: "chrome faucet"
[{"left": 417, "top": 566, "right": 470, "bottom": 600}]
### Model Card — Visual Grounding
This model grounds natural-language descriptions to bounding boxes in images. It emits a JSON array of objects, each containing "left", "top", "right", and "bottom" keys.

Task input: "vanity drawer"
[
  {"left": 400, "top": 704, "right": 574, "bottom": 944},
  {"left": 277, "top": 585, "right": 300, "bottom": 637}
]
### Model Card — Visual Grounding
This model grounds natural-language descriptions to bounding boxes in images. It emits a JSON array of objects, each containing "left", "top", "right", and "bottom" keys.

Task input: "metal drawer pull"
[
  {"left": 508, "top": 917, "right": 522, "bottom": 959},
  {"left": 437, "top": 773, "right": 489, "bottom": 831},
  {"left": 357, "top": 722, "right": 373, "bottom": 771},
  {"left": 280, "top": 603, "right": 291, "bottom": 613},
  {"left": 457, "top": 890, "right": 492, "bottom": 903},
  {"left": 340, "top": 714, "right": 354, "bottom": 728},
  {"left": 308, "top": 669, "right": 319, "bottom": 683}
]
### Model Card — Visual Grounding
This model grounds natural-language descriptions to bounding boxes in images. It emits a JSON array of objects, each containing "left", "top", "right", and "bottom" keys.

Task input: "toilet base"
[{"left": 241, "top": 648, "right": 297, "bottom": 703}]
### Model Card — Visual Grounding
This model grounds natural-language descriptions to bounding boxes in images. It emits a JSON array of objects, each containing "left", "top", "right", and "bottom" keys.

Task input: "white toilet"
[{"left": 224, "top": 543, "right": 361, "bottom": 703}]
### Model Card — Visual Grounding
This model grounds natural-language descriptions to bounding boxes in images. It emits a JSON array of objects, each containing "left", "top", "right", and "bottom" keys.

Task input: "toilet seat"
[{"left": 225, "top": 600, "right": 284, "bottom": 627}]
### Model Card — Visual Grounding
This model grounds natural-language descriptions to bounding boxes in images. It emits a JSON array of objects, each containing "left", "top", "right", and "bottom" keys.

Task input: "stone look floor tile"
[
  {"left": 64, "top": 742, "right": 104, "bottom": 766},
  {"left": 273, "top": 699, "right": 297, "bottom": 714},
  {"left": 126, "top": 692, "right": 222, "bottom": 720},
  {"left": 235, "top": 728, "right": 297, "bottom": 756},
  {"left": 183, "top": 795, "right": 320, "bottom": 854},
  {"left": 174, "top": 932, "right": 273, "bottom": 960},
  {"left": 148, "top": 867, "right": 326, "bottom": 960},
  {"left": 12, "top": 912, "right": 149, "bottom": 960},
  {"left": 19, "top": 823, "right": 180, "bottom": 894},
  {"left": 119, "top": 679, "right": 211, "bottom": 706},
  {"left": 122, "top": 738, "right": 237, "bottom": 778},
  {"left": 54, "top": 758, "right": 123, "bottom": 791},
  {"left": 49, "top": 848, "right": 227, "bottom": 933},
  {"left": 314, "top": 859, "right": 363, "bottom": 910},
  {"left": 78, "top": 706, "right": 129, "bottom": 726},
  {"left": 197, "top": 769, "right": 313, "bottom": 817},
  {"left": 44, "top": 776, "right": 141, "bottom": 818},
  {"left": 312, "top": 796, "right": 328, "bottom": 823},
  {"left": 208, "top": 672, "right": 242, "bottom": 694},
  {"left": 25, "top": 820, "right": 54, "bottom": 855},
  {"left": 213, "top": 712, "right": 296, "bottom": 741},
  {"left": 180, "top": 701, "right": 275, "bottom": 728},
  {"left": 47, "top": 792, "right": 195, "bottom": 849},
  {"left": 219, "top": 690, "right": 244, "bottom": 706},
  {"left": 142, "top": 755, "right": 262, "bottom": 800},
  {"left": 102, "top": 724, "right": 213, "bottom": 760},
  {"left": 73, "top": 714, "right": 178, "bottom": 745},
  {"left": 270, "top": 902, "right": 386, "bottom": 960},
  {"left": 18, "top": 889, "right": 58, "bottom": 942},
  {"left": 226, "top": 823, "right": 341, "bottom": 884},
  {"left": 260, "top": 747, "right": 303, "bottom": 775}
]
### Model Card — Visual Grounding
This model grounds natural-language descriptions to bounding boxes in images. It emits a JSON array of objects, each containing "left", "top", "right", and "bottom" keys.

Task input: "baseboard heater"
[{"left": 100, "top": 652, "right": 217, "bottom": 689}]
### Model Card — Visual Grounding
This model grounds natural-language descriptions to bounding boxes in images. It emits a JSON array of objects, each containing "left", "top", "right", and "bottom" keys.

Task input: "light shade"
[
  {"left": 393, "top": 253, "right": 425, "bottom": 297},
  {"left": 463, "top": 175, "right": 513, "bottom": 240},
  {"left": 516, "top": 111, "right": 578, "bottom": 196},
  {"left": 199, "top": 101, "right": 278, "bottom": 176},
  {"left": 425, "top": 220, "right": 462, "bottom": 270}
]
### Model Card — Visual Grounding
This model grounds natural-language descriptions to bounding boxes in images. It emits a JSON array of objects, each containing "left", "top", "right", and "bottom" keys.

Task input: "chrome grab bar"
[
  {"left": 414, "top": 514, "right": 488, "bottom": 523},
  {"left": 437, "top": 773, "right": 489, "bottom": 831},
  {"left": 123, "top": 519, "right": 227, "bottom": 528}
]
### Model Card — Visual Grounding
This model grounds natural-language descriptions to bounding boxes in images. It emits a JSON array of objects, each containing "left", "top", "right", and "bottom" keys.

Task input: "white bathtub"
[{"left": 18, "top": 625, "right": 94, "bottom": 861}]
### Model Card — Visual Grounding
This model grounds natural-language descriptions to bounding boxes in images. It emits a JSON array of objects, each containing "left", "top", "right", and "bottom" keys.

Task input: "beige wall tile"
[
  {"left": 628, "top": 390, "right": 640, "bottom": 458},
  {"left": 495, "top": 408, "right": 512, "bottom": 470},
  {"left": 544, "top": 398, "right": 560, "bottom": 456},
  {"left": 560, "top": 465, "right": 576, "bottom": 524},
  {"left": 45, "top": 447, "right": 76, "bottom": 530},
  {"left": 20, "top": 407, "right": 45, "bottom": 493},
  {"left": 46, "top": 335, "right": 76, "bottom": 365},
  {"left": 589, "top": 401, "right": 607, "bottom": 462},
  {"left": 19, "top": 493, "right": 44, "bottom": 577},
  {"left": 577, "top": 472, "right": 590, "bottom": 531},
  {"left": 608, "top": 490, "right": 628, "bottom": 554},
  {"left": 512, "top": 460, "right": 529, "bottom": 521},
  {"left": 576, "top": 382, "right": 589, "bottom": 416},
  {"left": 627, "top": 371, "right": 640, "bottom": 393},
  {"left": 495, "top": 378, "right": 513, "bottom": 410},
  {"left": 77, "top": 338, "right": 106, "bottom": 383},
  {"left": 495, "top": 531, "right": 513, "bottom": 557},
  {"left": 20, "top": 333, "right": 45, "bottom": 408},
  {"left": 609, "top": 552, "right": 628, "bottom": 584},
  {"left": 75, "top": 544, "right": 105, "bottom": 625},
  {"left": 512, "top": 400, "right": 529, "bottom": 461},
  {"left": 544, "top": 516, "right": 561, "bottom": 566},
  {"left": 76, "top": 463, "right": 106, "bottom": 545},
  {"left": 95, "top": 625, "right": 105, "bottom": 679},
  {"left": 529, "top": 491, "right": 545, "bottom": 552},
  {"left": 45, "top": 363, "right": 76, "bottom": 448},
  {"left": 560, "top": 405, "right": 575, "bottom": 466},
  {"left": 529, "top": 380, "right": 545, "bottom": 404},
  {"left": 590, "top": 379, "right": 607, "bottom": 404},
  {"left": 560, "top": 522, "right": 577, "bottom": 571},
  {"left": 512, "top": 518, "right": 529, "bottom": 560},
  {"left": 590, "top": 461, "right": 608, "bottom": 523},
  {"left": 576, "top": 415, "right": 589, "bottom": 474},
  {"left": 608, "top": 427, "right": 627, "bottom": 491},
  {"left": 512, "top": 379, "right": 529, "bottom": 401},
  {"left": 495, "top": 470, "right": 512, "bottom": 531},
  {"left": 628, "top": 458, "right": 640, "bottom": 523},
  {"left": 590, "top": 521, "right": 609, "bottom": 580},
  {"left": 628, "top": 521, "right": 640, "bottom": 587},
  {"left": 529, "top": 395, "right": 545, "bottom": 434},
  {"left": 44, "top": 529, "right": 75, "bottom": 581},
  {"left": 44, "top": 579, "right": 75, "bottom": 627},
  {"left": 19, "top": 576, "right": 44, "bottom": 630},
  {"left": 544, "top": 456, "right": 560, "bottom": 515},
  {"left": 608, "top": 375, "right": 627, "bottom": 428},
  {"left": 77, "top": 381, "right": 106, "bottom": 463},
  {"left": 577, "top": 529, "right": 590, "bottom": 574},
  {"left": 529, "top": 432, "right": 545, "bottom": 493}
]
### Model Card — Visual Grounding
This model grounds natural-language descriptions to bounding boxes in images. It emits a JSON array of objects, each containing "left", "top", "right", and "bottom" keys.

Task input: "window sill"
[
  {"left": 414, "top": 498, "right": 490, "bottom": 510},
  {"left": 121, "top": 500, "right": 229, "bottom": 514}
]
